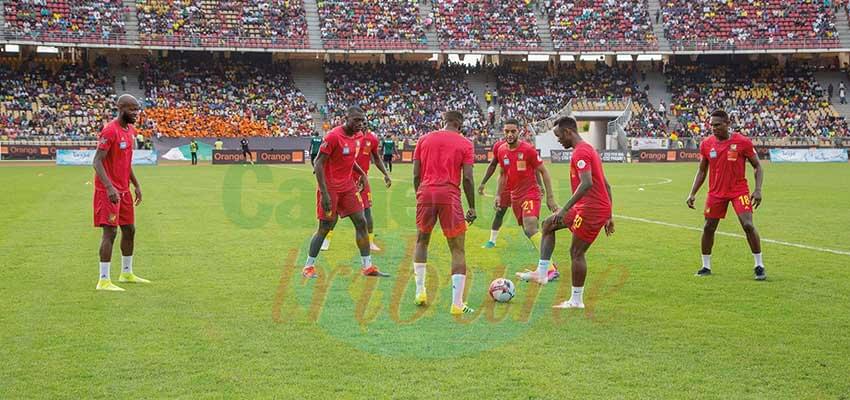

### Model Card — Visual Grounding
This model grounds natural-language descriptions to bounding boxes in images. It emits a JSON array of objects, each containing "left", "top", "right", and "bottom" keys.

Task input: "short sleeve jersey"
[
  {"left": 699, "top": 133, "right": 755, "bottom": 198},
  {"left": 496, "top": 141, "right": 542, "bottom": 199},
  {"left": 319, "top": 125, "right": 362, "bottom": 193},
  {"left": 413, "top": 130, "right": 474, "bottom": 203},
  {"left": 570, "top": 142, "right": 612, "bottom": 214},
  {"left": 94, "top": 120, "right": 135, "bottom": 192}
]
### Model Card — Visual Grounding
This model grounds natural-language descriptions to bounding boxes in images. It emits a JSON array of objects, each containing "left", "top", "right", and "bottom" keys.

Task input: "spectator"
[
  {"left": 433, "top": 0, "right": 541, "bottom": 50},
  {"left": 317, "top": 0, "right": 427, "bottom": 48},
  {"left": 3, "top": 0, "right": 126, "bottom": 42},
  {"left": 546, "top": 0, "right": 657, "bottom": 51}
]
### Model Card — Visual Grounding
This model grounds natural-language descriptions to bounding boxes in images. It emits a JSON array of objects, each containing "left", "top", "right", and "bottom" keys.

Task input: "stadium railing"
[
  {"left": 323, "top": 39, "right": 428, "bottom": 50},
  {"left": 440, "top": 40, "right": 542, "bottom": 51},
  {"left": 138, "top": 35, "right": 309, "bottom": 49},
  {"left": 553, "top": 39, "right": 658, "bottom": 52},
  {"left": 0, "top": 32, "right": 127, "bottom": 45},
  {"left": 668, "top": 38, "right": 841, "bottom": 51}
]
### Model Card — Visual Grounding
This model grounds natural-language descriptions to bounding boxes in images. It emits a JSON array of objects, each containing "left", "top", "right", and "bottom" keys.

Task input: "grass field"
[{"left": 1, "top": 161, "right": 850, "bottom": 399}]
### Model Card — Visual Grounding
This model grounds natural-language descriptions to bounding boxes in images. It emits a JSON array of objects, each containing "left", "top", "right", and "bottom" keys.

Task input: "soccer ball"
[{"left": 488, "top": 278, "right": 516, "bottom": 303}]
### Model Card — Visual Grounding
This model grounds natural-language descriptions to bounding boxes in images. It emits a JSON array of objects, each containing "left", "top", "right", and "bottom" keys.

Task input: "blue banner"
[
  {"left": 768, "top": 149, "right": 848, "bottom": 163},
  {"left": 56, "top": 150, "right": 158, "bottom": 166}
]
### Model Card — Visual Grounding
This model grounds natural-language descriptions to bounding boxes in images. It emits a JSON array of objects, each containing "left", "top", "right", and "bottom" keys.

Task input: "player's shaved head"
[
  {"left": 343, "top": 106, "right": 365, "bottom": 135},
  {"left": 709, "top": 109, "right": 730, "bottom": 139},
  {"left": 443, "top": 111, "right": 464, "bottom": 131},
  {"left": 116, "top": 94, "right": 140, "bottom": 126}
]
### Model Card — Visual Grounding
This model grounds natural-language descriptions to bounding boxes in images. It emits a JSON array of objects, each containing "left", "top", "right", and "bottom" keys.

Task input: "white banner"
[
  {"left": 769, "top": 148, "right": 848, "bottom": 163},
  {"left": 56, "top": 150, "right": 158, "bottom": 165},
  {"left": 629, "top": 137, "right": 668, "bottom": 150}
]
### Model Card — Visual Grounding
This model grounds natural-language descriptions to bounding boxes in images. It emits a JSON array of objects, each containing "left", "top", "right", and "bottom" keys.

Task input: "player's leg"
[
  {"left": 349, "top": 210, "right": 388, "bottom": 277},
  {"left": 520, "top": 213, "right": 560, "bottom": 282},
  {"left": 96, "top": 225, "right": 124, "bottom": 291},
  {"left": 447, "top": 233, "right": 473, "bottom": 314},
  {"left": 117, "top": 224, "right": 149, "bottom": 283},
  {"left": 553, "top": 235, "right": 593, "bottom": 309},
  {"left": 696, "top": 218, "right": 720, "bottom": 276},
  {"left": 413, "top": 230, "right": 431, "bottom": 305},
  {"left": 361, "top": 187, "right": 380, "bottom": 251},
  {"left": 737, "top": 211, "right": 766, "bottom": 280},
  {"left": 483, "top": 206, "right": 508, "bottom": 248},
  {"left": 442, "top": 202, "right": 473, "bottom": 314},
  {"left": 320, "top": 218, "right": 337, "bottom": 251},
  {"left": 303, "top": 218, "right": 336, "bottom": 278},
  {"left": 524, "top": 210, "right": 570, "bottom": 285}
]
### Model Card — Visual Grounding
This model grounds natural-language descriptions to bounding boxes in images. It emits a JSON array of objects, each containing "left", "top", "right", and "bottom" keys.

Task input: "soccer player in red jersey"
[
  {"left": 686, "top": 109, "right": 766, "bottom": 280},
  {"left": 485, "top": 119, "right": 561, "bottom": 281},
  {"left": 93, "top": 94, "right": 149, "bottom": 291},
  {"left": 412, "top": 111, "right": 477, "bottom": 315},
  {"left": 303, "top": 107, "right": 391, "bottom": 278},
  {"left": 320, "top": 129, "right": 392, "bottom": 252},
  {"left": 537, "top": 116, "right": 614, "bottom": 309},
  {"left": 477, "top": 137, "right": 511, "bottom": 248}
]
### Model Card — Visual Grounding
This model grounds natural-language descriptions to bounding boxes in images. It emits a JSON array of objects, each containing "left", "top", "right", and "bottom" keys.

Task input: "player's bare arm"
[
  {"left": 478, "top": 157, "right": 499, "bottom": 195},
  {"left": 462, "top": 163, "right": 476, "bottom": 223},
  {"left": 536, "top": 164, "right": 558, "bottom": 212},
  {"left": 353, "top": 161, "right": 368, "bottom": 191},
  {"left": 747, "top": 151, "right": 764, "bottom": 209},
  {"left": 129, "top": 167, "right": 142, "bottom": 206},
  {"left": 370, "top": 150, "right": 392, "bottom": 188},
  {"left": 412, "top": 159, "right": 421, "bottom": 192},
  {"left": 93, "top": 148, "right": 119, "bottom": 204},
  {"left": 687, "top": 157, "right": 709, "bottom": 209},
  {"left": 495, "top": 174, "right": 506, "bottom": 209},
  {"left": 555, "top": 169, "right": 593, "bottom": 220},
  {"left": 314, "top": 153, "right": 332, "bottom": 212}
]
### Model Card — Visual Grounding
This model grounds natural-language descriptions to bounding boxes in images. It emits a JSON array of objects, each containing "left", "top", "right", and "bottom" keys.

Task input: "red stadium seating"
[
  {"left": 3, "top": 0, "right": 126, "bottom": 43},
  {"left": 546, "top": 0, "right": 658, "bottom": 52},
  {"left": 317, "top": 0, "right": 427, "bottom": 49}
]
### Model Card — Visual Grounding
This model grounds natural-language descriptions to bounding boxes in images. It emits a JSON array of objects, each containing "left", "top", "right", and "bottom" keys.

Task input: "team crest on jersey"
[
  {"left": 576, "top": 160, "right": 587, "bottom": 169},
  {"left": 731, "top": 144, "right": 737, "bottom": 151},
  {"left": 518, "top": 153, "right": 524, "bottom": 160}
]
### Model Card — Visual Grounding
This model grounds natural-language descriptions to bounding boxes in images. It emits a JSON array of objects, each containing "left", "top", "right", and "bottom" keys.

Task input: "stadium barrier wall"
[
  {"left": 1, "top": 144, "right": 97, "bottom": 160},
  {"left": 629, "top": 137, "right": 669, "bottom": 150},
  {"left": 56, "top": 150, "right": 158, "bottom": 165},
  {"left": 550, "top": 150, "right": 627, "bottom": 163},
  {"left": 385, "top": 147, "right": 493, "bottom": 164},
  {"left": 212, "top": 150, "right": 305, "bottom": 164},
  {"left": 631, "top": 149, "right": 702, "bottom": 162},
  {"left": 769, "top": 148, "right": 849, "bottom": 163}
]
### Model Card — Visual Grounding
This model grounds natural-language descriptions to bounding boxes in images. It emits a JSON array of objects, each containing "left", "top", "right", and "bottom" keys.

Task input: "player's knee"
[
  {"left": 102, "top": 227, "right": 118, "bottom": 241},
  {"left": 703, "top": 221, "right": 718, "bottom": 234},
  {"left": 570, "top": 246, "right": 586, "bottom": 260},
  {"left": 542, "top": 216, "right": 556, "bottom": 234},
  {"left": 741, "top": 221, "right": 756, "bottom": 234},
  {"left": 522, "top": 225, "right": 537, "bottom": 238},
  {"left": 120, "top": 224, "right": 135, "bottom": 238}
]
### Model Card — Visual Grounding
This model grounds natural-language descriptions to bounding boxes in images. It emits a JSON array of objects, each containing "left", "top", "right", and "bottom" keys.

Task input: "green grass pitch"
[{"left": 1, "top": 161, "right": 849, "bottom": 399}]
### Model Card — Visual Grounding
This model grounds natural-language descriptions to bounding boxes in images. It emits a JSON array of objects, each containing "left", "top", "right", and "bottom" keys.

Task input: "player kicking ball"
[
  {"left": 532, "top": 116, "right": 614, "bottom": 309},
  {"left": 93, "top": 94, "right": 150, "bottom": 291},
  {"left": 686, "top": 109, "right": 766, "bottom": 280},
  {"left": 411, "top": 111, "right": 477, "bottom": 315},
  {"left": 302, "top": 107, "right": 390, "bottom": 279}
]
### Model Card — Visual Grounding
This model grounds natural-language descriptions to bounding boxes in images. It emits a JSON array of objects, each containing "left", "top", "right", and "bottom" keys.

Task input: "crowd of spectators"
[
  {"left": 317, "top": 0, "right": 426, "bottom": 49},
  {"left": 545, "top": 0, "right": 657, "bottom": 51},
  {"left": 3, "top": 0, "right": 126, "bottom": 42},
  {"left": 662, "top": 0, "right": 840, "bottom": 50},
  {"left": 431, "top": 0, "right": 541, "bottom": 50},
  {"left": 667, "top": 63, "right": 848, "bottom": 139},
  {"left": 323, "top": 61, "right": 486, "bottom": 140},
  {"left": 138, "top": 56, "right": 315, "bottom": 138},
  {"left": 0, "top": 58, "right": 115, "bottom": 141},
  {"left": 136, "top": 0, "right": 308, "bottom": 48}
]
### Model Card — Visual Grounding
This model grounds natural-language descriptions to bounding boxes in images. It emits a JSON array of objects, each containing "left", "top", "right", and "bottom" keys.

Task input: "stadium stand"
[
  {"left": 323, "top": 61, "right": 487, "bottom": 139},
  {"left": 667, "top": 63, "right": 848, "bottom": 143},
  {"left": 135, "top": 0, "right": 308, "bottom": 48},
  {"left": 662, "top": 0, "right": 840, "bottom": 50},
  {"left": 496, "top": 63, "right": 664, "bottom": 136},
  {"left": 317, "top": 0, "right": 427, "bottom": 49},
  {"left": 431, "top": 0, "right": 541, "bottom": 50},
  {"left": 2, "top": 0, "right": 127, "bottom": 43},
  {"left": 544, "top": 0, "right": 658, "bottom": 51},
  {"left": 0, "top": 58, "right": 115, "bottom": 141},
  {"left": 138, "top": 57, "right": 315, "bottom": 138}
]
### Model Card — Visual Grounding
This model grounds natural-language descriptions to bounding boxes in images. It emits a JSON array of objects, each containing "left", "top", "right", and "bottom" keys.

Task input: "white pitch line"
[{"left": 615, "top": 214, "right": 850, "bottom": 257}]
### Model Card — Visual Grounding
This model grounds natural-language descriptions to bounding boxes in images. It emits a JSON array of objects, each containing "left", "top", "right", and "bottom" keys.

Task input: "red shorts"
[
  {"left": 704, "top": 193, "right": 753, "bottom": 219},
  {"left": 360, "top": 185, "right": 372, "bottom": 209},
  {"left": 416, "top": 200, "right": 467, "bottom": 238},
  {"left": 498, "top": 189, "right": 512, "bottom": 209},
  {"left": 511, "top": 196, "right": 541, "bottom": 225},
  {"left": 316, "top": 189, "right": 364, "bottom": 221},
  {"left": 93, "top": 190, "right": 135, "bottom": 227},
  {"left": 562, "top": 207, "right": 610, "bottom": 245}
]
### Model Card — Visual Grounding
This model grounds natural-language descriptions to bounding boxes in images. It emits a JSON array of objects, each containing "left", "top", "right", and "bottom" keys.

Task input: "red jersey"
[
  {"left": 94, "top": 119, "right": 135, "bottom": 192},
  {"left": 496, "top": 141, "right": 542, "bottom": 200},
  {"left": 355, "top": 131, "right": 379, "bottom": 176},
  {"left": 570, "top": 142, "right": 611, "bottom": 215},
  {"left": 320, "top": 125, "right": 362, "bottom": 193},
  {"left": 492, "top": 139, "right": 512, "bottom": 190},
  {"left": 700, "top": 133, "right": 754, "bottom": 198},
  {"left": 414, "top": 130, "right": 474, "bottom": 203}
]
